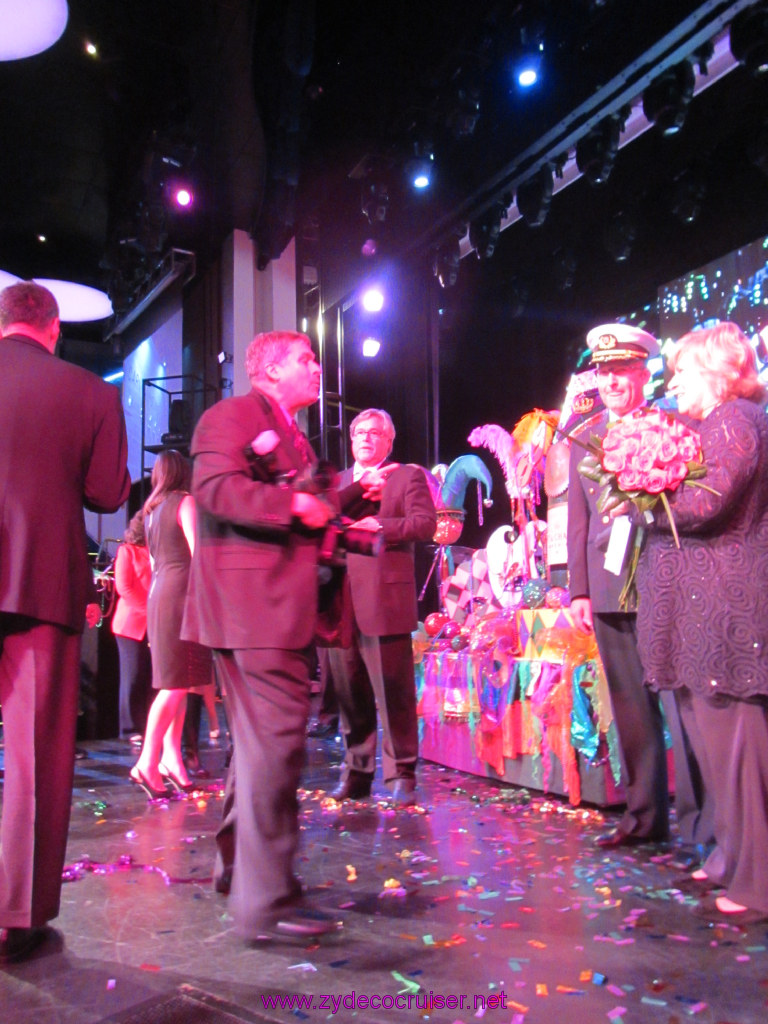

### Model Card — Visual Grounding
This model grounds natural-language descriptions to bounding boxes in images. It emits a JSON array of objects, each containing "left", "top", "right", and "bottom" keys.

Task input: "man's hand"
[
  {"left": 358, "top": 463, "right": 399, "bottom": 502},
  {"left": 291, "top": 491, "right": 335, "bottom": 529},
  {"left": 570, "top": 596, "right": 594, "bottom": 635}
]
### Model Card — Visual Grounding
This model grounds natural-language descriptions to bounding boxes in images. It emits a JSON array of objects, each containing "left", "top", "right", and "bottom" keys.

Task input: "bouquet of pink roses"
[{"left": 576, "top": 406, "right": 715, "bottom": 548}]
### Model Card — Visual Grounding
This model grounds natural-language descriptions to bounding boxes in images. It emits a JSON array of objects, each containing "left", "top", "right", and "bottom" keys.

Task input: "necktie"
[{"left": 287, "top": 418, "right": 313, "bottom": 466}]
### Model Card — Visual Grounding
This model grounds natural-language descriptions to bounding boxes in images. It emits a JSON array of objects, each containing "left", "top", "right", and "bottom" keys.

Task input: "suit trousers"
[
  {"left": 0, "top": 614, "right": 81, "bottom": 928},
  {"left": 212, "top": 646, "right": 311, "bottom": 937},
  {"left": 115, "top": 634, "right": 152, "bottom": 735},
  {"left": 679, "top": 689, "right": 768, "bottom": 913},
  {"left": 594, "top": 612, "right": 669, "bottom": 839},
  {"left": 329, "top": 630, "right": 418, "bottom": 783}
]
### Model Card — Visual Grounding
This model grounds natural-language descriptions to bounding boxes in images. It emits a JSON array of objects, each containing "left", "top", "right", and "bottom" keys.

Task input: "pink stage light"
[{"left": 173, "top": 187, "right": 193, "bottom": 208}]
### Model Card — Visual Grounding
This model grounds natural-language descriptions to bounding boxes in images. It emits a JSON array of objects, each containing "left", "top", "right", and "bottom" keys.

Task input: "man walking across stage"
[
  {"left": 329, "top": 409, "right": 436, "bottom": 807},
  {"left": 0, "top": 281, "right": 130, "bottom": 964},
  {"left": 183, "top": 330, "right": 390, "bottom": 942},
  {"left": 567, "top": 322, "right": 712, "bottom": 850}
]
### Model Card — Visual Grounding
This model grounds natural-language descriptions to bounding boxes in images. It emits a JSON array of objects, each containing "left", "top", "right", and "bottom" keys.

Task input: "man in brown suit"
[
  {"left": 0, "top": 282, "right": 130, "bottom": 964},
  {"left": 329, "top": 409, "right": 436, "bottom": 806},
  {"left": 183, "top": 331, "right": 389, "bottom": 942}
]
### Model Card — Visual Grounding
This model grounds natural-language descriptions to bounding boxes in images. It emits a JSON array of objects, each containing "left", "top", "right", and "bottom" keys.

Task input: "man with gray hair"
[
  {"left": 329, "top": 408, "right": 436, "bottom": 806},
  {"left": 0, "top": 281, "right": 130, "bottom": 963}
]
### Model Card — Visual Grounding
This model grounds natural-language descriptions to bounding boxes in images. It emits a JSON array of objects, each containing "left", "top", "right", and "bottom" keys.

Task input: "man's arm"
[
  {"left": 566, "top": 437, "right": 593, "bottom": 634},
  {"left": 375, "top": 466, "right": 437, "bottom": 544},
  {"left": 84, "top": 382, "right": 131, "bottom": 513}
]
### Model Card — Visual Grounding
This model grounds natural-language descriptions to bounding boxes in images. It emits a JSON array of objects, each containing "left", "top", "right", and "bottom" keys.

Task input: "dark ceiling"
[{"left": 1, "top": 0, "right": 767, "bottom": 358}]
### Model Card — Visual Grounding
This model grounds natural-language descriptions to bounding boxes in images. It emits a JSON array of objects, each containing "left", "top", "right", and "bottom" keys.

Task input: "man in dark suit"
[
  {"left": 329, "top": 409, "right": 436, "bottom": 807},
  {"left": 567, "top": 323, "right": 712, "bottom": 851},
  {"left": 183, "top": 331, "right": 388, "bottom": 942},
  {"left": 0, "top": 281, "right": 130, "bottom": 964}
]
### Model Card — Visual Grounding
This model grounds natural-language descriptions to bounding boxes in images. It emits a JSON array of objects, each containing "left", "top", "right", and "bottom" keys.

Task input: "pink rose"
[
  {"left": 656, "top": 438, "right": 680, "bottom": 464},
  {"left": 643, "top": 468, "right": 669, "bottom": 493},
  {"left": 602, "top": 451, "right": 627, "bottom": 473},
  {"left": 677, "top": 436, "right": 700, "bottom": 462},
  {"left": 617, "top": 469, "right": 645, "bottom": 492},
  {"left": 636, "top": 448, "right": 657, "bottom": 473},
  {"left": 664, "top": 461, "right": 688, "bottom": 490}
]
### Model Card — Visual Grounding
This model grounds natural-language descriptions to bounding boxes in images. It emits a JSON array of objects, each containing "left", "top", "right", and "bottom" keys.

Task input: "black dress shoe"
[
  {"left": 0, "top": 926, "right": 48, "bottom": 964},
  {"left": 251, "top": 908, "right": 343, "bottom": 942},
  {"left": 330, "top": 773, "right": 372, "bottom": 801},
  {"left": 391, "top": 779, "right": 416, "bottom": 807},
  {"left": 308, "top": 720, "right": 339, "bottom": 738},
  {"left": 594, "top": 828, "right": 667, "bottom": 849}
]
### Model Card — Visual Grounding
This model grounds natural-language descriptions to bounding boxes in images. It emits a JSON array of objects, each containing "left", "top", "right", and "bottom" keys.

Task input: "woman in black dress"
[
  {"left": 635, "top": 322, "right": 768, "bottom": 922},
  {"left": 130, "top": 450, "right": 212, "bottom": 798}
]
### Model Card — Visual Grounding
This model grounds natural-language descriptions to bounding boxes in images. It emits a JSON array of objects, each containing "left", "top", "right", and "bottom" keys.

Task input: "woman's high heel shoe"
[
  {"left": 158, "top": 763, "right": 196, "bottom": 794},
  {"left": 129, "top": 767, "right": 168, "bottom": 801}
]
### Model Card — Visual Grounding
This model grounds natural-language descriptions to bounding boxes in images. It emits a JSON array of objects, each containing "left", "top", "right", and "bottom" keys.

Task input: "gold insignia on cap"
[
  {"left": 573, "top": 394, "right": 595, "bottom": 414},
  {"left": 596, "top": 333, "right": 618, "bottom": 350}
]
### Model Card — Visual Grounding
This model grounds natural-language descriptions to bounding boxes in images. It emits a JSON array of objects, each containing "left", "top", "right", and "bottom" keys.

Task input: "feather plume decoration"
[{"left": 467, "top": 424, "right": 518, "bottom": 488}]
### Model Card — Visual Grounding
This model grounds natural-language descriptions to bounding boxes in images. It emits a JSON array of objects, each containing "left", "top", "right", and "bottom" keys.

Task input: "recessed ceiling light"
[{"left": 0, "top": 0, "right": 69, "bottom": 61}]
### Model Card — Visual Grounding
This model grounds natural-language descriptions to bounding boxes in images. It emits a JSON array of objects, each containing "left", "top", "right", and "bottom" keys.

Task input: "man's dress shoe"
[
  {"left": 251, "top": 908, "right": 343, "bottom": 942},
  {"left": 330, "top": 774, "right": 372, "bottom": 801},
  {"left": 594, "top": 827, "right": 667, "bottom": 849},
  {"left": 391, "top": 779, "right": 416, "bottom": 807},
  {"left": 0, "top": 926, "right": 48, "bottom": 964}
]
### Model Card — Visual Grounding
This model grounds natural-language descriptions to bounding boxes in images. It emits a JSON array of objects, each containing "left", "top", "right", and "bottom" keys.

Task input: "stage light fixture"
[
  {"left": 642, "top": 60, "right": 695, "bottom": 135},
  {"left": 515, "top": 43, "right": 543, "bottom": 88},
  {"left": 362, "top": 182, "right": 389, "bottom": 223},
  {"left": 362, "top": 337, "right": 381, "bottom": 358},
  {"left": 730, "top": 2, "right": 768, "bottom": 76},
  {"left": 670, "top": 168, "right": 707, "bottom": 224},
  {"left": 603, "top": 210, "right": 637, "bottom": 263},
  {"left": 446, "top": 65, "right": 482, "bottom": 139},
  {"left": 516, "top": 165, "right": 553, "bottom": 227},
  {"left": 405, "top": 140, "right": 435, "bottom": 190},
  {"left": 361, "top": 286, "right": 384, "bottom": 312},
  {"left": 575, "top": 108, "right": 629, "bottom": 186},
  {"left": 433, "top": 237, "right": 461, "bottom": 289},
  {"left": 217, "top": 350, "right": 233, "bottom": 365},
  {"left": 468, "top": 200, "right": 507, "bottom": 260}
]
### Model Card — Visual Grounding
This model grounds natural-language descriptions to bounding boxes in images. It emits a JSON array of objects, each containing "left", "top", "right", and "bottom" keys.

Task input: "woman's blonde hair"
[
  {"left": 142, "top": 449, "right": 190, "bottom": 517},
  {"left": 670, "top": 322, "right": 767, "bottom": 406}
]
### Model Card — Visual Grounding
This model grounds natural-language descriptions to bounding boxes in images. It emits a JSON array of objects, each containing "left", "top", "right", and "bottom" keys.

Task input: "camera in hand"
[{"left": 243, "top": 434, "right": 383, "bottom": 565}]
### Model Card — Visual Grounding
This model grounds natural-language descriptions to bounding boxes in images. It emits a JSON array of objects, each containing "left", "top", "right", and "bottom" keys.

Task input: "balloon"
[
  {"left": 545, "top": 586, "right": 570, "bottom": 609},
  {"left": 434, "top": 510, "right": 465, "bottom": 545},
  {"left": 442, "top": 620, "right": 460, "bottom": 639},
  {"left": 451, "top": 633, "right": 469, "bottom": 651},
  {"left": 424, "top": 611, "right": 449, "bottom": 637}
]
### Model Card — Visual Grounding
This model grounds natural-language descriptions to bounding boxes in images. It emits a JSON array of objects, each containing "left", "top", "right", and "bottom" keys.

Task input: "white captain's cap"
[{"left": 586, "top": 323, "right": 660, "bottom": 364}]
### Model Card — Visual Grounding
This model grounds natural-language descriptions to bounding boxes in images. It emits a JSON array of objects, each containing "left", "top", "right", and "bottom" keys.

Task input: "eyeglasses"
[{"left": 352, "top": 428, "right": 386, "bottom": 440}]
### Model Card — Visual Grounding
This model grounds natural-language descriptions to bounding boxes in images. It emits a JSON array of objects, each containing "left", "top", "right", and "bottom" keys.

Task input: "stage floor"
[{"left": 0, "top": 712, "right": 765, "bottom": 1024}]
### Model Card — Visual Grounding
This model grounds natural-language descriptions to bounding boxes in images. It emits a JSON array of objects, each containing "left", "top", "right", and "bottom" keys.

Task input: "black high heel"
[
  {"left": 129, "top": 767, "right": 168, "bottom": 800},
  {"left": 158, "top": 763, "right": 196, "bottom": 794}
]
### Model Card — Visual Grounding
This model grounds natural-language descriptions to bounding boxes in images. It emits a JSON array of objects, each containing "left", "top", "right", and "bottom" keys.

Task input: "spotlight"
[
  {"left": 446, "top": 64, "right": 482, "bottom": 139},
  {"left": 433, "top": 237, "right": 461, "bottom": 289},
  {"left": 516, "top": 165, "right": 553, "bottom": 227},
  {"left": 642, "top": 60, "right": 695, "bottom": 136},
  {"left": 576, "top": 108, "right": 629, "bottom": 186},
  {"left": 361, "top": 238, "right": 377, "bottom": 257},
  {"left": 217, "top": 350, "right": 233, "bottom": 365},
  {"left": 362, "top": 183, "right": 389, "bottom": 224},
  {"left": 405, "top": 141, "right": 434, "bottom": 190},
  {"left": 552, "top": 247, "right": 577, "bottom": 291},
  {"left": 468, "top": 200, "right": 506, "bottom": 260},
  {"left": 730, "top": 2, "right": 768, "bottom": 76},
  {"left": 670, "top": 168, "right": 707, "bottom": 224},
  {"left": 361, "top": 287, "right": 384, "bottom": 312},
  {"left": 362, "top": 337, "right": 381, "bottom": 358},
  {"left": 603, "top": 210, "right": 637, "bottom": 263},
  {"left": 513, "top": 26, "right": 544, "bottom": 89}
]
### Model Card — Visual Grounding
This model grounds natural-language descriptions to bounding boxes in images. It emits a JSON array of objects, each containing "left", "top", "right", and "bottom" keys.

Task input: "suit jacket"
[
  {"left": 182, "top": 387, "right": 324, "bottom": 650},
  {"left": 0, "top": 334, "right": 130, "bottom": 631},
  {"left": 341, "top": 463, "right": 436, "bottom": 636},
  {"left": 111, "top": 542, "right": 151, "bottom": 640},
  {"left": 566, "top": 409, "right": 638, "bottom": 614}
]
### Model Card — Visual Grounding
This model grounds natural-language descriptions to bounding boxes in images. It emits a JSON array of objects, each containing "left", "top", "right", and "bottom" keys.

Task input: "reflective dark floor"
[{"left": 1, "top": 709, "right": 766, "bottom": 1024}]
